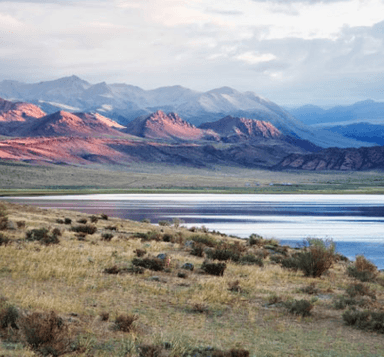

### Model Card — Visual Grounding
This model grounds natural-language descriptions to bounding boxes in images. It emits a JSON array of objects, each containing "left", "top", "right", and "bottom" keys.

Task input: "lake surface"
[{"left": 4, "top": 194, "right": 384, "bottom": 269}]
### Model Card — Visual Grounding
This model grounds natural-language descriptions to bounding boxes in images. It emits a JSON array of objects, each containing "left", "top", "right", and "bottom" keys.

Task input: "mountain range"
[
  {"left": 0, "top": 97, "right": 319, "bottom": 169},
  {"left": 0, "top": 75, "right": 367, "bottom": 149}
]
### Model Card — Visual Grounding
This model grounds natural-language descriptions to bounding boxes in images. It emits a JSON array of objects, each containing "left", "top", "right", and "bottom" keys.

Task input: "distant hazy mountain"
[
  {"left": 0, "top": 75, "right": 366, "bottom": 148},
  {"left": 288, "top": 100, "right": 384, "bottom": 126}
]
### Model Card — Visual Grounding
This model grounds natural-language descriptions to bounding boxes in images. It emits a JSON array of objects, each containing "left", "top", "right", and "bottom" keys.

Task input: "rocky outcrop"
[{"left": 277, "top": 146, "right": 384, "bottom": 171}]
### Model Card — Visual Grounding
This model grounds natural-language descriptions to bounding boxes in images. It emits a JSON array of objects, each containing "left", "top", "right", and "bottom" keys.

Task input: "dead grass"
[{"left": 0, "top": 200, "right": 383, "bottom": 356}]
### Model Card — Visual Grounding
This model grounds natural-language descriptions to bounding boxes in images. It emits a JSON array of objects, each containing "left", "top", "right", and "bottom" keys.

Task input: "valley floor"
[{"left": 1, "top": 160, "right": 384, "bottom": 196}]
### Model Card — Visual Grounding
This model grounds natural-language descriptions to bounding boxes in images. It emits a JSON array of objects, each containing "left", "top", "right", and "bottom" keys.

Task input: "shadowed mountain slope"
[{"left": 276, "top": 145, "right": 384, "bottom": 171}]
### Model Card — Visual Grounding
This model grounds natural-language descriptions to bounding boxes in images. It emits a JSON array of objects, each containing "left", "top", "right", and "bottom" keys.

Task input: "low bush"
[
  {"left": 71, "top": 224, "right": 97, "bottom": 235},
  {"left": 0, "top": 204, "right": 8, "bottom": 230},
  {"left": 52, "top": 228, "right": 61, "bottom": 237},
  {"left": 158, "top": 220, "right": 171, "bottom": 227},
  {"left": 134, "top": 231, "right": 162, "bottom": 242},
  {"left": 141, "top": 218, "right": 151, "bottom": 224},
  {"left": 281, "top": 256, "right": 300, "bottom": 271},
  {"left": 191, "top": 303, "right": 209, "bottom": 314},
  {"left": 105, "top": 225, "right": 117, "bottom": 231},
  {"left": 0, "top": 233, "right": 10, "bottom": 246},
  {"left": 90, "top": 215, "right": 99, "bottom": 223},
  {"left": 177, "top": 271, "right": 188, "bottom": 279},
  {"left": 0, "top": 298, "right": 19, "bottom": 329},
  {"left": 300, "top": 283, "right": 319, "bottom": 295},
  {"left": 239, "top": 254, "right": 263, "bottom": 266},
  {"left": 190, "top": 234, "right": 218, "bottom": 248},
  {"left": 100, "top": 213, "right": 108, "bottom": 220},
  {"left": 342, "top": 309, "right": 384, "bottom": 333},
  {"left": 16, "top": 221, "right": 26, "bottom": 229},
  {"left": 346, "top": 283, "right": 375, "bottom": 300},
  {"left": 270, "top": 254, "right": 284, "bottom": 264},
  {"left": 138, "top": 344, "right": 163, "bottom": 357},
  {"left": 77, "top": 218, "right": 87, "bottom": 224},
  {"left": 201, "top": 261, "right": 226, "bottom": 276},
  {"left": 21, "top": 311, "right": 72, "bottom": 355},
  {"left": 26, "top": 228, "right": 60, "bottom": 245},
  {"left": 282, "top": 238, "right": 335, "bottom": 278},
  {"left": 284, "top": 299, "right": 313, "bottom": 317},
  {"left": 248, "top": 233, "right": 264, "bottom": 246},
  {"left": 132, "top": 257, "right": 165, "bottom": 271},
  {"left": 190, "top": 243, "right": 205, "bottom": 257},
  {"left": 114, "top": 314, "right": 138, "bottom": 332},
  {"left": 206, "top": 248, "right": 240, "bottom": 262},
  {"left": 333, "top": 296, "right": 364, "bottom": 310},
  {"left": 347, "top": 256, "right": 378, "bottom": 282},
  {"left": 134, "top": 249, "right": 147, "bottom": 257},
  {"left": 64, "top": 218, "right": 72, "bottom": 225},
  {"left": 99, "top": 312, "right": 109, "bottom": 321},
  {"left": 228, "top": 280, "right": 242, "bottom": 293},
  {"left": 56, "top": 219, "right": 64, "bottom": 224},
  {"left": 101, "top": 233, "right": 114, "bottom": 241}
]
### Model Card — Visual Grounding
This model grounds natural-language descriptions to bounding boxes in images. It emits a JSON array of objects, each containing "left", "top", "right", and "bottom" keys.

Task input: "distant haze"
[{"left": 1, "top": 0, "right": 384, "bottom": 106}]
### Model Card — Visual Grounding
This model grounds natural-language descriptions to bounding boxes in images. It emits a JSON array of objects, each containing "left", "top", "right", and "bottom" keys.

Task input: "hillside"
[{"left": 0, "top": 201, "right": 383, "bottom": 356}]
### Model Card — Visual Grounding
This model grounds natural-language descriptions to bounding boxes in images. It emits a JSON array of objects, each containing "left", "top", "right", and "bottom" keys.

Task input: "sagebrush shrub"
[
  {"left": 90, "top": 215, "right": 99, "bottom": 223},
  {"left": 26, "top": 228, "right": 60, "bottom": 245},
  {"left": 239, "top": 254, "right": 263, "bottom": 266},
  {"left": 201, "top": 261, "right": 226, "bottom": 276},
  {"left": 0, "top": 204, "right": 8, "bottom": 231},
  {"left": 190, "top": 243, "right": 205, "bottom": 257},
  {"left": 77, "top": 218, "right": 87, "bottom": 224},
  {"left": 347, "top": 256, "right": 378, "bottom": 282},
  {"left": 346, "top": 283, "right": 375, "bottom": 300},
  {"left": 16, "top": 221, "right": 26, "bottom": 229},
  {"left": 21, "top": 311, "right": 71, "bottom": 355},
  {"left": 206, "top": 248, "right": 240, "bottom": 262},
  {"left": 284, "top": 299, "right": 313, "bottom": 317},
  {"left": 342, "top": 309, "right": 384, "bottom": 333},
  {"left": 114, "top": 314, "right": 138, "bottom": 332},
  {"left": 71, "top": 224, "right": 97, "bottom": 235},
  {"left": 134, "top": 249, "right": 147, "bottom": 257},
  {"left": 138, "top": 344, "right": 163, "bottom": 357},
  {"left": 132, "top": 257, "right": 164, "bottom": 271},
  {"left": 283, "top": 238, "right": 335, "bottom": 278},
  {"left": 64, "top": 218, "right": 72, "bottom": 225},
  {"left": 191, "top": 234, "right": 218, "bottom": 248},
  {"left": 0, "top": 300, "right": 19, "bottom": 329},
  {"left": 158, "top": 220, "right": 171, "bottom": 227},
  {"left": 101, "top": 233, "right": 114, "bottom": 241},
  {"left": 100, "top": 213, "right": 108, "bottom": 220},
  {"left": 0, "top": 233, "right": 10, "bottom": 246}
]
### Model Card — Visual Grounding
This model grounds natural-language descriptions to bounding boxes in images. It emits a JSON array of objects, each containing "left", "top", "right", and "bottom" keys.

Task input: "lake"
[{"left": 4, "top": 194, "right": 384, "bottom": 269}]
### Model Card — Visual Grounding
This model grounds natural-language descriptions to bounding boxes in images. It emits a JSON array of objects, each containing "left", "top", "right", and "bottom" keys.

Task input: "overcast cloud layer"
[{"left": 1, "top": 0, "right": 384, "bottom": 106}]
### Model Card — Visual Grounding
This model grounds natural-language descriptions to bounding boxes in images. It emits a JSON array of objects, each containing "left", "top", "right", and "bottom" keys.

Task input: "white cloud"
[{"left": 235, "top": 52, "right": 277, "bottom": 65}]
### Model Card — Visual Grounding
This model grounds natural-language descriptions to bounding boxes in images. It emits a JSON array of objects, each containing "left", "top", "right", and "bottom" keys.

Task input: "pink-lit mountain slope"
[
  {"left": 123, "top": 110, "right": 219, "bottom": 141},
  {"left": 199, "top": 115, "right": 282, "bottom": 142},
  {"left": 17, "top": 110, "right": 126, "bottom": 137},
  {"left": 0, "top": 97, "right": 46, "bottom": 122}
]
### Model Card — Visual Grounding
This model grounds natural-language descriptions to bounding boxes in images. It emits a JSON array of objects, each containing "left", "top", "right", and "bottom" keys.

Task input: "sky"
[{"left": 1, "top": 0, "right": 384, "bottom": 107}]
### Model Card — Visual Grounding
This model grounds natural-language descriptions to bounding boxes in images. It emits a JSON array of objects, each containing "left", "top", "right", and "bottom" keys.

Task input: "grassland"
[
  {"left": 1, "top": 160, "right": 384, "bottom": 196},
  {"left": 0, "top": 200, "right": 384, "bottom": 356}
]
